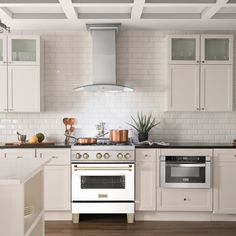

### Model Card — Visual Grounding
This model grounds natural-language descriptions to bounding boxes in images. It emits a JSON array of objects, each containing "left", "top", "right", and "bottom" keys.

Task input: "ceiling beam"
[
  {"left": 131, "top": 0, "right": 145, "bottom": 19},
  {"left": 73, "top": 3, "right": 134, "bottom": 7},
  {"left": 59, "top": 0, "right": 78, "bottom": 19},
  {"left": 0, "top": 7, "right": 13, "bottom": 19},
  {"left": 201, "top": 0, "right": 230, "bottom": 19}
]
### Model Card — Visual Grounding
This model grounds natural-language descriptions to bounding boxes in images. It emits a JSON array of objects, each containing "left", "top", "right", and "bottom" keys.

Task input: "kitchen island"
[{"left": 0, "top": 158, "right": 50, "bottom": 236}]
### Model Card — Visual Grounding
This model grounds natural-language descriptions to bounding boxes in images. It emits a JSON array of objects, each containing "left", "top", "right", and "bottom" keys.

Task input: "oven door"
[
  {"left": 72, "top": 163, "right": 134, "bottom": 201},
  {"left": 161, "top": 161, "right": 211, "bottom": 188}
]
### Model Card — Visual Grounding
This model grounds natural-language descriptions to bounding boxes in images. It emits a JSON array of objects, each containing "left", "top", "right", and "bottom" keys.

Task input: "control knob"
[
  {"left": 75, "top": 153, "right": 81, "bottom": 159},
  {"left": 96, "top": 153, "right": 102, "bottom": 159},
  {"left": 104, "top": 153, "right": 110, "bottom": 159},
  {"left": 117, "top": 153, "right": 123, "bottom": 160},
  {"left": 83, "top": 153, "right": 89, "bottom": 159},
  {"left": 124, "top": 153, "right": 131, "bottom": 159}
]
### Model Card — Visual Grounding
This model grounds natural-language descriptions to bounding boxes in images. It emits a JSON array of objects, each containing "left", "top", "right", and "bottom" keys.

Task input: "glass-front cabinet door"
[
  {"left": 201, "top": 35, "right": 233, "bottom": 65},
  {"left": 169, "top": 35, "right": 200, "bottom": 64},
  {"left": 8, "top": 35, "right": 40, "bottom": 65},
  {"left": 0, "top": 35, "right": 7, "bottom": 65}
]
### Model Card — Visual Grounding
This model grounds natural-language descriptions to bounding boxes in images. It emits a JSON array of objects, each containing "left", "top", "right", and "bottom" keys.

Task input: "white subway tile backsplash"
[{"left": 0, "top": 30, "right": 236, "bottom": 143}]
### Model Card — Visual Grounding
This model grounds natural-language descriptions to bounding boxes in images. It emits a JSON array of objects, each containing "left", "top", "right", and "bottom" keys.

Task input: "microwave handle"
[{"left": 166, "top": 163, "right": 206, "bottom": 168}]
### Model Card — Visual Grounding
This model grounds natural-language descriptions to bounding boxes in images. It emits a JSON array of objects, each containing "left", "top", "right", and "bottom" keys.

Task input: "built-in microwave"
[{"left": 160, "top": 155, "right": 211, "bottom": 188}]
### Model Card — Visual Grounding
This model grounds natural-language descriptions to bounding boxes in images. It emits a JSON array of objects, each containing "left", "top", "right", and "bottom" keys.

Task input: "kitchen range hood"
[{"left": 74, "top": 24, "right": 133, "bottom": 92}]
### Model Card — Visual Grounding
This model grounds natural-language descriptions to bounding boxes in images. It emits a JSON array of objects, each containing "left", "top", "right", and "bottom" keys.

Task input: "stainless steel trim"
[
  {"left": 160, "top": 156, "right": 211, "bottom": 189},
  {"left": 166, "top": 163, "right": 206, "bottom": 168}
]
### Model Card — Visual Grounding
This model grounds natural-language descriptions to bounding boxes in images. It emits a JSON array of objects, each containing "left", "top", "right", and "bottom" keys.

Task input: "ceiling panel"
[
  {"left": 145, "top": 0, "right": 216, "bottom": 3},
  {"left": 76, "top": 6, "right": 131, "bottom": 14},
  {"left": 8, "top": 7, "right": 63, "bottom": 13},
  {"left": 143, "top": 7, "right": 206, "bottom": 14},
  {"left": 72, "top": 0, "right": 133, "bottom": 3}
]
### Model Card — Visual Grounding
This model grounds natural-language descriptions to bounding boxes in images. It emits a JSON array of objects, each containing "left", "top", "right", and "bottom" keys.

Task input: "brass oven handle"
[{"left": 74, "top": 167, "right": 133, "bottom": 171}]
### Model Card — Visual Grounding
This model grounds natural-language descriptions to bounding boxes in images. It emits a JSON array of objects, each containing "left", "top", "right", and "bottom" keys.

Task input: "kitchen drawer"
[
  {"left": 157, "top": 189, "right": 212, "bottom": 212},
  {"left": 3, "top": 148, "right": 35, "bottom": 159},
  {"left": 136, "top": 149, "right": 156, "bottom": 162},
  {"left": 214, "top": 149, "right": 236, "bottom": 162},
  {"left": 37, "top": 148, "right": 70, "bottom": 165}
]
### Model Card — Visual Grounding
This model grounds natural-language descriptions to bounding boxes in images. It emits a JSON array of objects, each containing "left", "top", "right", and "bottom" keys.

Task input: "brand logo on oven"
[
  {"left": 183, "top": 178, "right": 189, "bottom": 182},
  {"left": 98, "top": 194, "right": 108, "bottom": 198}
]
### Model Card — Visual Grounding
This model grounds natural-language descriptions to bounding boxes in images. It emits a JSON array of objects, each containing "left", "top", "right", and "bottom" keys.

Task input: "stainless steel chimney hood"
[{"left": 74, "top": 24, "right": 133, "bottom": 92}]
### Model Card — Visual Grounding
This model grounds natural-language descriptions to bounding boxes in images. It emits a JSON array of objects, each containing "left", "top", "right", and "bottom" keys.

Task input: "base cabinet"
[
  {"left": 37, "top": 148, "right": 71, "bottom": 212},
  {"left": 157, "top": 189, "right": 212, "bottom": 212},
  {"left": 44, "top": 166, "right": 70, "bottom": 211},
  {"left": 135, "top": 149, "right": 157, "bottom": 211},
  {"left": 213, "top": 149, "right": 236, "bottom": 214}
]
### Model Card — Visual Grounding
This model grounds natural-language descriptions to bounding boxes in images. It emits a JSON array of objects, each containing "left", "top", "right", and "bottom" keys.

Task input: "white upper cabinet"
[
  {"left": 7, "top": 66, "right": 40, "bottom": 112},
  {"left": 0, "top": 66, "right": 8, "bottom": 112},
  {"left": 8, "top": 35, "right": 40, "bottom": 66},
  {"left": 0, "top": 35, "right": 42, "bottom": 113},
  {"left": 168, "top": 34, "right": 233, "bottom": 112},
  {"left": 200, "top": 65, "right": 233, "bottom": 112},
  {"left": 201, "top": 35, "right": 233, "bottom": 65},
  {"left": 168, "top": 65, "right": 200, "bottom": 111},
  {"left": 169, "top": 35, "right": 200, "bottom": 64}
]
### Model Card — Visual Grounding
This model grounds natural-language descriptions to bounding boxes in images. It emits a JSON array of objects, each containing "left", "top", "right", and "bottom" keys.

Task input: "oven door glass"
[
  {"left": 166, "top": 164, "right": 205, "bottom": 183},
  {"left": 81, "top": 176, "right": 125, "bottom": 189},
  {"left": 72, "top": 164, "right": 134, "bottom": 201}
]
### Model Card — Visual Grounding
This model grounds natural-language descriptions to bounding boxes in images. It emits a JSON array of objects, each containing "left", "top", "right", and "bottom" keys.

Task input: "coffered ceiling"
[{"left": 0, "top": 0, "right": 236, "bottom": 30}]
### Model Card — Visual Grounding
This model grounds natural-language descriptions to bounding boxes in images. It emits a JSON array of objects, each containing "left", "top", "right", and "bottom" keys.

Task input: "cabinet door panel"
[
  {"left": 214, "top": 163, "right": 236, "bottom": 214},
  {"left": 135, "top": 149, "right": 156, "bottom": 211},
  {"left": 214, "top": 149, "right": 236, "bottom": 214},
  {"left": 201, "top": 35, "right": 233, "bottom": 65},
  {"left": 200, "top": 65, "right": 232, "bottom": 111},
  {"left": 8, "top": 66, "right": 40, "bottom": 112},
  {"left": 0, "top": 35, "right": 7, "bottom": 64},
  {"left": 8, "top": 35, "right": 40, "bottom": 66},
  {"left": 0, "top": 65, "right": 7, "bottom": 112},
  {"left": 44, "top": 166, "right": 71, "bottom": 211},
  {"left": 168, "top": 65, "right": 200, "bottom": 111},
  {"left": 169, "top": 35, "right": 200, "bottom": 64}
]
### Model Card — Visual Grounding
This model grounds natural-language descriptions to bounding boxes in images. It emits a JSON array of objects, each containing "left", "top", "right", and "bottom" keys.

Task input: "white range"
[{"left": 71, "top": 143, "right": 135, "bottom": 224}]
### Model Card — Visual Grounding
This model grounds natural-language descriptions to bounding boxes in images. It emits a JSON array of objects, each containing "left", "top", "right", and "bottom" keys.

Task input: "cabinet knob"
[
  {"left": 196, "top": 60, "right": 200, "bottom": 63},
  {"left": 202, "top": 61, "right": 205, "bottom": 63},
  {"left": 196, "top": 107, "right": 200, "bottom": 111}
]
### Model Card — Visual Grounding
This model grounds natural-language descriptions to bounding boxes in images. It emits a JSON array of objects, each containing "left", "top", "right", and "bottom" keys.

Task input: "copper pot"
[{"left": 109, "top": 129, "right": 128, "bottom": 143}]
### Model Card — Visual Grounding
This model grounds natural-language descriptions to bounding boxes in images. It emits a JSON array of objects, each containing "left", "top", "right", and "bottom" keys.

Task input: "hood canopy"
[{"left": 74, "top": 23, "right": 134, "bottom": 93}]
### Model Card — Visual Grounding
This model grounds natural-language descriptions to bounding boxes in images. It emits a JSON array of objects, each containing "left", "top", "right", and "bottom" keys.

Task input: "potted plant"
[{"left": 127, "top": 113, "right": 160, "bottom": 142}]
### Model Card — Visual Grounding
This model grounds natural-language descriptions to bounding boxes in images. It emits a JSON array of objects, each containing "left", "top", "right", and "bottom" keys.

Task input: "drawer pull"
[
  {"left": 17, "top": 156, "right": 23, "bottom": 159},
  {"left": 52, "top": 156, "right": 59, "bottom": 159},
  {"left": 183, "top": 197, "right": 191, "bottom": 201}
]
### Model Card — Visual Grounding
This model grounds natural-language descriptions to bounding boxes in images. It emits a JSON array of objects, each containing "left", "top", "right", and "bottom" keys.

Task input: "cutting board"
[{"left": 5, "top": 141, "right": 55, "bottom": 146}]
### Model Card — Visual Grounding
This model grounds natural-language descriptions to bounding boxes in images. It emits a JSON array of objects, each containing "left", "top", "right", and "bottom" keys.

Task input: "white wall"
[{"left": 0, "top": 30, "right": 236, "bottom": 143}]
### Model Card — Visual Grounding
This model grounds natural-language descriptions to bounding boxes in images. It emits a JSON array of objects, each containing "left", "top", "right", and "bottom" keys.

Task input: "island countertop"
[{"left": 0, "top": 158, "right": 51, "bottom": 185}]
